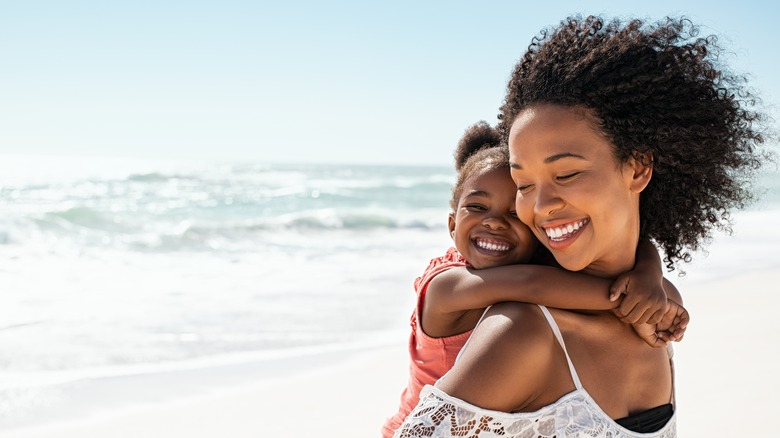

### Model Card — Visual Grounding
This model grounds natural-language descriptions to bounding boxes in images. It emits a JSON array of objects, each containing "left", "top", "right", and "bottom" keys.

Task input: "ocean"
[{"left": 1, "top": 155, "right": 779, "bottom": 430}]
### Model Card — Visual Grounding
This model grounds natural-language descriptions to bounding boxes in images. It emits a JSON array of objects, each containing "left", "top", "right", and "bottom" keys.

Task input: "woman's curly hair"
[
  {"left": 498, "top": 15, "right": 771, "bottom": 271},
  {"left": 450, "top": 121, "right": 508, "bottom": 211}
]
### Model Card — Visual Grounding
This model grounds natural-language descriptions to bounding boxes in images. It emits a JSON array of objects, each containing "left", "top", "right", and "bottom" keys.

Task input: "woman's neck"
[{"left": 582, "top": 240, "right": 639, "bottom": 279}]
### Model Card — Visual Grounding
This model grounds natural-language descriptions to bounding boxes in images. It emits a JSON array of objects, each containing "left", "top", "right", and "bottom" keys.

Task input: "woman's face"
[
  {"left": 508, "top": 104, "right": 652, "bottom": 277},
  {"left": 449, "top": 167, "right": 537, "bottom": 269}
]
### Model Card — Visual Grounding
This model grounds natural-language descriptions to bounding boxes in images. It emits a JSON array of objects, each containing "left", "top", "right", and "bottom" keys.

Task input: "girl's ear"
[
  {"left": 628, "top": 151, "right": 653, "bottom": 193},
  {"left": 448, "top": 213, "right": 456, "bottom": 239}
]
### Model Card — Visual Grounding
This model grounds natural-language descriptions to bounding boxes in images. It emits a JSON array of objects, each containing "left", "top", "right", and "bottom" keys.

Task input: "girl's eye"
[
  {"left": 509, "top": 210, "right": 519, "bottom": 218},
  {"left": 465, "top": 204, "right": 487, "bottom": 211}
]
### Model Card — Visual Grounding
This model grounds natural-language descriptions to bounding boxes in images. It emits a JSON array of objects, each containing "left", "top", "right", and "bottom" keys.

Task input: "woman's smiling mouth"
[{"left": 543, "top": 219, "right": 589, "bottom": 242}]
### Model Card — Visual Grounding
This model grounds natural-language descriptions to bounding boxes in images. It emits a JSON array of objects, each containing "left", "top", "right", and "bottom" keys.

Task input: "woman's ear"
[
  {"left": 448, "top": 213, "right": 456, "bottom": 239},
  {"left": 628, "top": 151, "right": 653, "bottom": 193}
]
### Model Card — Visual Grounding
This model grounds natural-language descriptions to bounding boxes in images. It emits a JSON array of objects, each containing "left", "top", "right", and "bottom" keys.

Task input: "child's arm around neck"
[
  {"left": 421, "top": 263, "right": 617, "bottom": 338},
  {"left": 421, "top": 240, "right": 686, "bottom": 343}
]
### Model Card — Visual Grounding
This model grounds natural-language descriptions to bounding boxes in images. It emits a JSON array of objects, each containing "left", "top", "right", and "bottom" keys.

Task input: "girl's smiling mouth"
[{"left": 473, "top": 237, "right": 514, "bottom": 253}]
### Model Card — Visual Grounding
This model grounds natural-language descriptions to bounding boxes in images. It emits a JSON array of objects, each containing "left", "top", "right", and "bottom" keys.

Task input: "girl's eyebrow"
[
  {"left": 510, "top": 152, "right": 587, "bottom": 170},
  {"left": 464, "top": 190, "right": 490, "bottom": 198}
]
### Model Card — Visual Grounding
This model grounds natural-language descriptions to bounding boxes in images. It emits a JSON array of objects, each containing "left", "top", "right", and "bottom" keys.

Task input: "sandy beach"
[
  {"left": 5, "top": 266, "right": 779, "bottom": 438},
  {"left": 3, "top": 342, "right": 410, "bottom": 438}
]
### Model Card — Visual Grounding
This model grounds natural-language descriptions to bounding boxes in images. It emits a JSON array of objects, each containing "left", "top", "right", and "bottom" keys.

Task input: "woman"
[{"left": 394, "top": 16, "right": 767, "bottom": 437}]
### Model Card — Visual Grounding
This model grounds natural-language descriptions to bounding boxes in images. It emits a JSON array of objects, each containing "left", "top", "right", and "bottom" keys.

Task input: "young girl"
[{"left": 381, "top": 121, "right": 687, "bottom": 438}]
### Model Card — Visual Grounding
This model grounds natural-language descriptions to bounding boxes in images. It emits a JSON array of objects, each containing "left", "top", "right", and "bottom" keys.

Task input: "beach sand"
[{"left": 6, "top": 267, "right": 779, "bottom": 438}]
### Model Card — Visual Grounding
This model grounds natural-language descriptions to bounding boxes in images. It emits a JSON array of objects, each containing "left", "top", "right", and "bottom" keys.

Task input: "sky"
[{"left": 1, "top": 0, "right": 778, "bottom": 167}]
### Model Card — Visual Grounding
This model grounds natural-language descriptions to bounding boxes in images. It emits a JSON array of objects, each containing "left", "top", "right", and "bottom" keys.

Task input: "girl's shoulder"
[{"left": 414, "top": 247, "right": 469, "bottom": 293}]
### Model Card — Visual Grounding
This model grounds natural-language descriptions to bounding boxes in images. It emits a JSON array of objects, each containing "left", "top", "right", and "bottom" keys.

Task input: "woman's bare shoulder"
[
  {"left": 546, "top": 308, "right": 674, "bottom": 416},
  {"left": 436, "top": 302, "right": 560, "bottom": 411},
  {"left": 548, "top": 307, "right": 637, "bottom": 346}
]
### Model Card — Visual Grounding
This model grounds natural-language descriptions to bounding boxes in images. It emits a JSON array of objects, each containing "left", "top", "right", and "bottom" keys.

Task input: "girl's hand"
[
  {"left": 609, "top": 270, "right": 667, "bottom": 325},
  {"left": 630, "top": 299, "right": 689, "bottom": 347}
]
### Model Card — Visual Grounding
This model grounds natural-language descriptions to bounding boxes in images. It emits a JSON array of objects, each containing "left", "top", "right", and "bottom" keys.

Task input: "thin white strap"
[
  {"left": 537, "top": 305, "right": 583, "bottom": 390},
  {"left": 455, "top": 305, "right": 492, "bottom": 363},
  {"left": 667, "top": 344, "right": 676, "bottom": 405}
]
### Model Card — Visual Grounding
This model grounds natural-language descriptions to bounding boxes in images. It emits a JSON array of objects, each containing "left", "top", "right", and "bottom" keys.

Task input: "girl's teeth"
[{"left": 476, "top": 240, "right": 510, "bottom": 251}]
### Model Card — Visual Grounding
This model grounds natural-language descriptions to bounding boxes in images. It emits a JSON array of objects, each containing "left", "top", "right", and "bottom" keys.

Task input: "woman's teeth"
[{"left": 545, "top": 219, "right": 588, "bottom": 241}]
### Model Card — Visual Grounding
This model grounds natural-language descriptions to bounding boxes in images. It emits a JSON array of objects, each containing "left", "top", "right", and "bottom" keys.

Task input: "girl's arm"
[
  {"left": 609, "top": 239, "right": 668, "bottom": 324},
  {"left": 426, "top": 239, "right": 668, "bottom": 318},
  {"left": 423, "top": 245, "right": 686, "bottom": 345},
  {"left": 425, "top": 263, "right": 616, "bottom": 317},
  {"left": 630, "top": 279, "right": 688, "bottom": 346},
  {"left": 421, "top": 263, "right": 614, "bottom": 338}
]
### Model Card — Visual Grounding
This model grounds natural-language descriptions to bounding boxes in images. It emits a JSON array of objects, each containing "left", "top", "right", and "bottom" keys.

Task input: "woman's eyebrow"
[
  {"left": 544, "top": 152, "right": 587, "bottom": 164},
  {"left": 510, "top": 152, "right": 587, "bottom": 170}
]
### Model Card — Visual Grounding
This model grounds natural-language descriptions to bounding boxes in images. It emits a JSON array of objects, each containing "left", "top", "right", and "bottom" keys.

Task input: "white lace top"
[{"left": 393, "top": 306, "right": 676, "bottom": 438}]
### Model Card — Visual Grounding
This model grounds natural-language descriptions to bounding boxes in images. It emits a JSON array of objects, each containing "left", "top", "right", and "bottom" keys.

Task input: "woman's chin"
[{"left": 550, "top": 253, "right": 591, "bottom": 273}]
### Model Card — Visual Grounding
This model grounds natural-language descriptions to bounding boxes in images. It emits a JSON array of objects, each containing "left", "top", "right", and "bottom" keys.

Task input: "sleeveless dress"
[
  {"left": 381, "top": 248, "right": 472, "bottom": 438},
  {"left": 393, "top": 305, "right": 677, "bottom": 438}
]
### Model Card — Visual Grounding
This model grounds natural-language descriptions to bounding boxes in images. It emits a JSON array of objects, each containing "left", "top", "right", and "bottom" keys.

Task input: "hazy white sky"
[{"left": 1, "top": 0, "right": 777, "bottom": 166}]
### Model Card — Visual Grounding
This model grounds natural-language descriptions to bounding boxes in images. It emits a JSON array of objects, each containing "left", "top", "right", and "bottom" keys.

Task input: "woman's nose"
[{"left": 534, "top": 184, "right": 565, "bottom": 217}]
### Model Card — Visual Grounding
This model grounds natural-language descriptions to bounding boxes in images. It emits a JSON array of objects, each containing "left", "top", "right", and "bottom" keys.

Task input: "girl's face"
[
  {"left": 508, "top": 104, "right": 652, "bottom": 277},
  {"left": 448, "top": 167, "right": 537, "bottom": 269}
]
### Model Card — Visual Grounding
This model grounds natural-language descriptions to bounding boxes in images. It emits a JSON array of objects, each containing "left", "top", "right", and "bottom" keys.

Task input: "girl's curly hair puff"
[
  {"left": 498, "top": 15, "right": 770, "bottom": 271},
  {"left": 449, "top": 121, "right": 508, "bottom": 211}
]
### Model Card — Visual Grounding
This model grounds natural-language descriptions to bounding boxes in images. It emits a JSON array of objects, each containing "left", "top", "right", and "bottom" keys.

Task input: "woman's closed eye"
[{"left": 556, "top": 172, "right": 581, "bottom": 181}]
